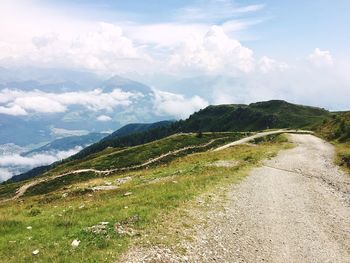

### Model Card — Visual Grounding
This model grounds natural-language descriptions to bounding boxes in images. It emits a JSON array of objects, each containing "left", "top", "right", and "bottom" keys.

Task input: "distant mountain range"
[
  {"left": 0, "top": 67, "right": 167, "bottom": 146},
  {"left": 23, "top": 132, "right": 108, "bottom": 156}
]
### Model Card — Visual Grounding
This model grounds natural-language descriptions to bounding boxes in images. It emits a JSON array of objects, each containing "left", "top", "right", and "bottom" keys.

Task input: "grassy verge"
[
  {"left": 332, "top": 142, "right": 350, "bottom": 175},
  {"left": 0, "top": 135, "right": 291, "bottom": 262}
]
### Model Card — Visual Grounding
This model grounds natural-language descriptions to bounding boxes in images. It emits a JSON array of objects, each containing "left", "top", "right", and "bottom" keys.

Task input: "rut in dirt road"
[{"left": 184, "top": 134, "right": 350, "bottom": 263}]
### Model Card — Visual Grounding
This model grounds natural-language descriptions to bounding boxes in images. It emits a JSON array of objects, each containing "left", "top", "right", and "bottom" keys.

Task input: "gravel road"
[{"left": 121, "top": 134, "right": 350, "bottom": 263}]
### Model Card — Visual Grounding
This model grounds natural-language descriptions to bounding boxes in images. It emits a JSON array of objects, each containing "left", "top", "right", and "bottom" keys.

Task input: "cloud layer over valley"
[{"left": 0, "top": 146, "right": 83, "bottom": 181}]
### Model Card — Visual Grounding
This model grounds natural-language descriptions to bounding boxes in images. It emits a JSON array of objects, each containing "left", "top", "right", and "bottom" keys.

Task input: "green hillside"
[
  {"left": 9, "top": 121, "right": 174, "bottom": 183},
  {"left": 316, "top": 111, "right": 350, "bottom": 142},
  {"left": 73, "top": 100, "right": 330, "bottom": 161},
  {"left": 0, "top": 132, "right": 291, "bottom": 262},
  {"left": 11, "top": 100, "right": 332, "bottom": 182},
  {"left": 14, "top": 132, "right": 247, "bottom": 198},
  {"left": 180, "top": 100, "right": 330, "bottom": 132},
  {"left": 315, "top": 111, "right": 350, "bottom": 170},
  {"left": 103, "top": 121, "right": 173, "bottom": 139},
  {"left": 0, "top": 99, "right": 346, "bottom": 262}
]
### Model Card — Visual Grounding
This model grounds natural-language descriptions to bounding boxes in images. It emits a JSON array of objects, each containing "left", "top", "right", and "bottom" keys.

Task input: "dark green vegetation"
[
  {"left": 316, "top": 111, "right": 350, "bottom": 172},
  {"left": 316, "top": 111, "right": 350, "bottom": 142},
  {"left": 104, "top": 120, "right": 174, "bottom": 139},
  {"left": 0, "top": 134, "right": 291, "bottom": 262},
  {"left": 182, "top": 100, "right": 329, "bottom": 132}
]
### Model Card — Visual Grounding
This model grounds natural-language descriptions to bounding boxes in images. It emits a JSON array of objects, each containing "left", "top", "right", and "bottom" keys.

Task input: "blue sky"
[
  {"left": 0, "top": 0, "right": 349, "bottom": 110},
  {"left": 37, "top": 0, "right": 350, "bottom": 58}
]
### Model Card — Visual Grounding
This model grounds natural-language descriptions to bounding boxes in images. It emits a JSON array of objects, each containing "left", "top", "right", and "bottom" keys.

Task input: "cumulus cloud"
[
  {"left": 97, "top": 115, "right": 112, "bottom": 122},
  {"left": 153, "top": 89, "right": 208, "bottom": 119},
  {"left": 308, "top": 48, "right": 334, "bottom": 67},
  {"left": 0, "top": 19, "right": 150, "bottom": 73},
  {"left": 258, "top": 56, "right": 288, "bottom": 73},
  {"left": 169, "top": 26, "right": 255, "bottom": 75},
  {"left": 0, "top": 88, "right": 139, "bottom": 116}
]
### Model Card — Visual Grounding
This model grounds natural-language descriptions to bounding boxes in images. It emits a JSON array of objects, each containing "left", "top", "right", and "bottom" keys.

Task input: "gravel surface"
[{"left": 121, "top": 134, "right": 350, "bottom": 263}]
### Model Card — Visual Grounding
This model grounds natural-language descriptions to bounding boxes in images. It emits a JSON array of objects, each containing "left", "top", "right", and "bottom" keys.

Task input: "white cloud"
[
  {"left": 0, "top": 146, "right": 83, "bottom": 181},
  {"left": 308, "top": 48, "right": 334, "bottom": 67},
  {"left": 0, "top": 168, "right": 13, "bottom": 181},
  {"left": 169, "top": 26, "right": 255, "bottom": 75},
  {"left": 124, "top": 23, "right": 209, "bottom": 48},
  {"left": 153, "top": 89, "right": 208, "bottom": 119},
  {"left": 0, "top": 104, "right": 27, "bottom": 116},
  {"left": 0, "top": 0, "right": 263, "bottom": 75},
  {"left": 15, "top": 96, "right": 66, "bottom": 113},
  {"left": 175, "top": 1, "right": 264, "bottom": 22},
  {"left": 97, "top": 115, "right": 112, "bottom": 122},
  {"left": 259, "top": 56, "right": 288, "bottom": 73},
  {"left": 0, "top": 18, "right": 150, "bottom": 73},
  {"left": 50, "top": 128, "right": 89, "bottom": 137},
  {"left": 0, "top": 88, "right": 139, "bottom": 116}
]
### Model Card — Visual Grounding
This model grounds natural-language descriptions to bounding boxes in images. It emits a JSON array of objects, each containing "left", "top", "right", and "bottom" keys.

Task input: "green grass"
[
  {"left": 333, "top": 142, "right": 350, "bottom": 174},
  {"left": 0, "top": 134, "right": 291, "bottom": 262},
  {"left": 314, "top": 111, "right": 350, "bottom": 174},
  {"left": 2, "top": 132, "right": 247, "bottom": 199}
]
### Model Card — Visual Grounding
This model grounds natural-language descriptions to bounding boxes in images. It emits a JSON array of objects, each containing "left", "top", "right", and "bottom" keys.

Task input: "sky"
[{"left": 0, "top": 0, "right": 349, "bottom": 110}]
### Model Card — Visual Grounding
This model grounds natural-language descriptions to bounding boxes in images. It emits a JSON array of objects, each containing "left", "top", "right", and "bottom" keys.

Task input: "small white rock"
[
  {"left": 26, "top": 226, "right": 32, "bottom": 230},
  {"left": 62, "top": 193, "right": 68, "bottom": 198},
  {"left": 32, "top": 249, "right": 39, "bottom": 255},
  {"left": 71, "top": 239, "right": 80, "bottom": 248},
  {"left": 100, "top": 221, "right": 109, "bottom": 225}
]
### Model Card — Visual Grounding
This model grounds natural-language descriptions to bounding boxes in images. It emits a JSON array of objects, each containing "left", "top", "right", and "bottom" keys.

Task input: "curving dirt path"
[
  {"left": 186, "top": 134, "right": 350, "bottom": 262},
  {"left": 122, "top": 134, "right": 350, "bottom": 263},
  {"left": 213, "top": 129, "right": 311, "bottom": 151},
  {"left": 7, "top": 138, "right": 221, "bottom": 200},
  {"left": 9, "top": 130, "right": 306, "bottom": 201}
]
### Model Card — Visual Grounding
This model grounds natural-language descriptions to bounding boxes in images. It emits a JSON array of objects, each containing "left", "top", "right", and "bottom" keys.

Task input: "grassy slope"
[
  {"left": 315, "top": 111, "right": 350, "bottom": 172},
  {"left": 0, "top": 135, "right": 291, "bottom": 263},
  {"left": 49, "top": 133, "right": 245, "bottom": 174},
  {"left": 181, "top": 100, "right": 330, "bottom": 132},
  {"left": 0, "top": 132, "right": 248, "bottom": 199}
]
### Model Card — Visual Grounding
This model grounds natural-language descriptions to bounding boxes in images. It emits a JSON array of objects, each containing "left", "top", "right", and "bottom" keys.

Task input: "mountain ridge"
[{"left": 7, "top": 99, "right": 332, "bottom": 183}]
